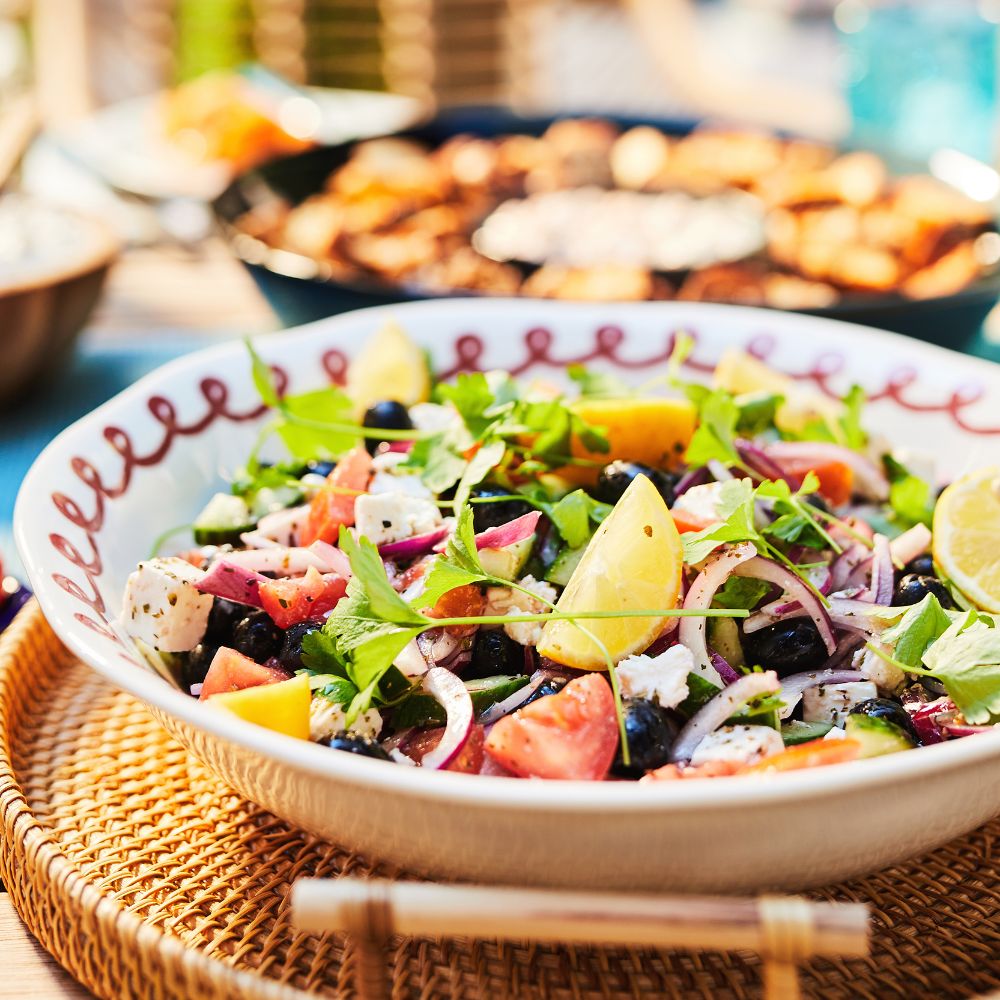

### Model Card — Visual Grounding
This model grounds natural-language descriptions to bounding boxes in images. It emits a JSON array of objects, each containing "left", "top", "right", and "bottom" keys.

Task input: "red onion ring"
[
  {"left": 670, "top": 671, "right": 780, "bottom": 763},
  {"left": 248, "top": 503, "right": 310, "bottom": 547},
  {"left": 674, "top": 466, "right": 711, "bottom": 497},
  {"left": 478, "top": 675, "right": 544, "bottom": 725},
  {"left": 679, "top": 542, "right": 759, "bottom": 682},
  {"left": 710, "top": 651, "right": 740, "bottom": 686},
  {"left": 733, "top": 556, "right": 837, "bottom": 655},
  {"left": 418, "top": 668, "right": 474, "bottom": 770},
  {"left": 475, "top": 511, "right": 541, "bottom": 550},
  {"left": 736, "top": 439, "right": 801, "bottom": 487},
  {"left": 866, "top": 534, "right": 894, "bottom": 605},
  {"left": 379, "top": 526, "right": 450, "bottom": 560},
  {"left": 222, "top": 543, "right": 349, "bottom": 576},
  {"left": 943, "top": 723, "right": 997, "bottom": 738},
  {"left": 195, "top": 559, "right": 268, "bottom": 607},
  {"left": 764, "top": 441, "right": 889, "bottom": 501},
  {"left": 830, "top": 543, "right": 870, "bottom": 593},
  {"left": 776, "top": 669, "right": 866, "bottom": 719}
]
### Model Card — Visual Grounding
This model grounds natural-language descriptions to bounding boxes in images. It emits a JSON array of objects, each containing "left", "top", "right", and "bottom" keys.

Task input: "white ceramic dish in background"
[
  {"left": 15, "top": 300, "right": 1000, "bottom": 893},
  {"left": 53, "top": 89, "right": 423, "bottom": 202}
]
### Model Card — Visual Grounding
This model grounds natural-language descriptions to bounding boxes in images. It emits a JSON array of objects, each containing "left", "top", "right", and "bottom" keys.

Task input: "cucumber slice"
[
  {"left": 193, "top": 493, "right": 255, "bottom": 546},
  {"left": 544, "top": 545, "right": 586, "bottom": 587},
  {"left": 845, "top": 714, "right": 916, "bottom": 758},
  {"left": 708, "top": 616, "right": 745, "bottom": 669},
  {"left": 392, "top": 674, "right": 530, "bottom": 728},
  {"left": 781, "top": 720, "right": 834, "bottom": 746},
  {"left": 479, "top": 535, "right": 535, "bottom": 582}
]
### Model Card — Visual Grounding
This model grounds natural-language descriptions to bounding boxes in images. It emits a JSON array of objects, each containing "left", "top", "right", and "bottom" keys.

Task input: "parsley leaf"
[
  {"left": 248, "top": 338, "right": 280, "bottom": 408},
  {"left": 712, "top": 576, "right": 772, "bottom": 611},
  {"left": 681, "top": 478, "right": 761, "bottom": 564},
  {"left": 840, "top": 384, "right": 867, "bottom": 450},
  {"left": 548, "top": 490, "right": 612, "bottom": 549},
  {"left": 276, "top": 387, "right": 358, "bottom": 460},
  {"left": 418, "top": 506, "right": 492, "bottom": 609},
  {"left": 437, "top": 373, "right": 498, "bottom": 439},
  {"left": 453, "top": 439, "right": 506, "bottom": 514},
  {"left": 757, "top": 473, "right": 839, "bottom": 551},
  {"left": 884, "top": 456, "right": 934, "bottom": 530}
]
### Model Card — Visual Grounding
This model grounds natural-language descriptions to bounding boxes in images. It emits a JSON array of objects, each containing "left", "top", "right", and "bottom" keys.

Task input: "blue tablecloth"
[{"left": 0, "top": 334, "right": 209, "bottom": 576}]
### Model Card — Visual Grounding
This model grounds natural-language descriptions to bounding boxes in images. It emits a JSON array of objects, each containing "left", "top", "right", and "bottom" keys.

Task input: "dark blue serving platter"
[{"left": 212, "top": 106, "right": 1000, "bottom": 352}]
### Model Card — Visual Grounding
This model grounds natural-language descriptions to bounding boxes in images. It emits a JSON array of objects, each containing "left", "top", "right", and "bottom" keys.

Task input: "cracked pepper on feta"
[{"left": 119, "top": 324, "right": 998, "bottom": 782}]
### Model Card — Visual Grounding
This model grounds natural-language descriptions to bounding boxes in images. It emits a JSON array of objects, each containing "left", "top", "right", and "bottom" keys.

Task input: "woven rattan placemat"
[{"left": 1, "top": 602, "right": 998, "bottom": 1000}]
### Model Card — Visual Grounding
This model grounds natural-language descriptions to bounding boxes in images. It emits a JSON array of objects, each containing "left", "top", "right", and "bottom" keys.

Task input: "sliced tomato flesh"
[
  {"left": 259, "top": 565, "right": 348, "bottom": 629},
  {"left": 299, "top": 446, "right": 373, "bottom": 545},
  {"left": 484, "top": 673, "right": 618, "bottom": 781},
  {"left": 668, "top": 508, "right": 716, "bottom": 535},
  {"left": 782, "top": 458, "right": 855, "bottom": 508},
  {"left": 199, "top": 647, "right": 291, "bottom": 699},
  {"left": 407, "top": 724, "right": 486, "bottom": 773}
]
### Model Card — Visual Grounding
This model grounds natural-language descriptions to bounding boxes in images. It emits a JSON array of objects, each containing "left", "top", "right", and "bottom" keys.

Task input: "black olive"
[
  {"left": 595, "top": 461, "right": 678, "bottom": 507},
  {"left": 326, "top": 731, "right": 392, "bottom": 760},
  {"left": 611, "top": 699, "right": 680, "bottom": 778},
  {"left": 849, "top": 698, "right": 920, "bottom": 743},
  {"left": 902, "top": 554, "right": 936, "bottom": 578},
  {"left": 740, "top": 620, "right": 827, "bottom": 677},
  {"left": 278, "top": 620, "right": 324, "bottom": 673},
  {"left": 469, "top": 484, "right": 534, "bottom": 533},
  {"left": 466, "top": 629, "right": 524, "bottom": 679},
  {"left": 805, "top": 495, "right": 830, "bottom": 515},
  {"left": 231, "top": 610, "right": 285, "bottom": 664},
  {"left": 522, "top": 675, "right": 571, "bottom": 706},
  {"left": 362, "top": 400, "right": 413, "bottom": 455},
  {"left": 893, "top": 574, "right": 956, "bottom": 609},
  {"left": 305, "top": 459, "right": 336, "bottom": 477},
  {"left": 202, "top": 598, "right": 247, "bottom": 647},
  {"left": 181, "top": 643, "right": 218, "bottom": 690}
]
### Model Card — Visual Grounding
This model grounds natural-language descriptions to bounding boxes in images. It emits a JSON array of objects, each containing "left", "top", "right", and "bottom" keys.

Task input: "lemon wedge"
[
  {"left": 209, "top": 672, "right": 311, "bottom": 739},
  {"left": 537, "top": 474, "right": 683, "bottom": 669},
  {"left": 933, "top": 466, "right": 1000, "bottom": 613},
  {"left": 346, "top": 319, "right": 431, "bottom": 417}
]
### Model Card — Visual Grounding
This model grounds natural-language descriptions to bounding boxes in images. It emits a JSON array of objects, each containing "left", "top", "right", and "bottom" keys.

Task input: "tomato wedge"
[
  {"left": 425, "top": 583, "right": 487, "bottom": 638},
  {"left": 199, "top": 647, "right": 290, "bottom": 699},
  {"left": 484, "top": 673, "right": 618, "bottom": 781},
  {"left": 738, "top": 737, "right": 861, "bottom": 774},
  {"left": 259, "top": 566, "right": 348, "bottom": 629},
  {"left": 668, "top": 508, "right": 715, "bottom": 535},
  {"left": 781, "top": 458, "right": 855, "bottom": 508},
  {"left": 407, "top": 724, "right": 486, "bottom": 773},
  {"left": 299, "top": 446, "right": 373, "bottom": 545}
]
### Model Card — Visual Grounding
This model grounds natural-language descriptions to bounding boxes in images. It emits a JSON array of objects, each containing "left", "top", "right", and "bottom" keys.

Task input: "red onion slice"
[
  {"left": 736, "top": 439, "right": 801, "bottom": 487},
  {"left": 249, "top": 504, "right": 310, "bottom": 547},
  {"left": 419, "top": 667, "right": 474, "bottom": 770},
  {"left": 222, "top": 543, "right": 349, "bottom": 576},
  {"left": 943, "top": 723, "right": 997, "bottom": 738},
  {"left": 679, "top": 542, "right": 759, "bottom": 682},
  {"left": 831, "top": 543, "right": 871, "bottom": 593},
  {"left": 776, "top": 669, "right": 866, "bottom": 719},
  {"left": 474, "top": 511, "right": 542, "bottom": 550},
  {"left": 379, "top": 526, "right": 451, "bottom": 560},
  {"left": 195, "top": 559, "right": 268, "bottom": 607},
  {"left": 710, "top": 652, "right": 740, "bottom": 686},
  {"left": 906, "top": 698, "right": 953, "bottom": 745},
  {"left": 670, "top": 670, "right": 780, "bottom": 763},
  {"left": 764, "top": 441, "right": 889, "bottom": 501},
  {"left": 674, "top": 466, "right": 711, "bottom": 497},
  {"left": 867, "top": 533, "right": 894, "bottom": 605},
  {"left": 733, "top": 557, "right": 837, "bottom": 655},
  {"left": 889, "top": 524, "right": 932, "bottom": 567}
]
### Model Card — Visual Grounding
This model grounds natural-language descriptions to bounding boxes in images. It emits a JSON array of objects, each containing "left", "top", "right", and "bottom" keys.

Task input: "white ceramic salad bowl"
[{"left": 16, "top": 299, "right": 1000, "bottom": 893}]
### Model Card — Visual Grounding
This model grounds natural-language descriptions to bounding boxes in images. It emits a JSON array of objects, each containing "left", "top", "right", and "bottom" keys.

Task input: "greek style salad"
[{"left": 122, "top": 322, "right": 1000, "bottom": 781}]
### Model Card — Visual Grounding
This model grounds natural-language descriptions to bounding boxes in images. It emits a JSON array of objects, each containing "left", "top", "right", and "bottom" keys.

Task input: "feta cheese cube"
[
  {"left": 484, "top": 575, "right": 558, "bottom": 646},
  {"left": 802, "top": 681, "right": 878, "bottom": 727},
  {"left": 309, "top": 698, "right": 382, "bottom": 742},
  {"left": 122, "top": 557, "right": 214, "bottom": 652},
  {"left": 354, "top": 492, "right": 442, "bottom": 546},
  {"left": 669, "top": 482, "right": 725, "bottom": 525},
  {"left": 369, "top": 452, "right": 433, "bottom": 499},
  {"left": 616, "top": 644, "right": 693, "bottom": 710},
  {"left": 690, "top": 724, "right": 784, "bottom": 766}
]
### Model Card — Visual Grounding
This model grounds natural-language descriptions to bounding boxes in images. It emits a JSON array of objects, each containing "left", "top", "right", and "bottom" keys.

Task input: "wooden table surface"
[{"left": 2, "top": 241, "right": 275, "bottom": 999}]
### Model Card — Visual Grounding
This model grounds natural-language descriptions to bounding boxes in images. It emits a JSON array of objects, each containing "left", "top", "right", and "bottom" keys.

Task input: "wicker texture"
[{"left": 1, "top": 601, "right": 998, "bottom": 1000}]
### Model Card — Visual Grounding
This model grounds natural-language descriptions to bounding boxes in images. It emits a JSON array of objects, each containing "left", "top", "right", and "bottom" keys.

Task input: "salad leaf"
[
  {"left": 568, "top": 364, "right": 634, "bottom": 399},
  {"left": 683, "top": 391, "right": 741, "bottom": 469},
  {"left": 248, "top": 339, "right": 280, "bottom": 409},
  {"left": 758, "top": 473, "right": 839, "bottom": 552},
  {"left": 712, "top": 576, "right": 772, "bottom": 611},
  {"left": 921, "top": 617, "right": 1000, "bottom": 725},
  {"left": 276, "top": 387, "right": 358, "bottom": 461},
  {"left": 418, "top": 506, "right": 492, "bottom": 609},
  {"left": 735, "top": 392, "right": 782, "bottom": 437},
  {"left": 840, "top": 384, "right": 867, "bottom": 450},
  {"left": 453, "top": 439, "right": 506, "bottom": 514},
  {"left": 437, "top": 373, "right": 499, "bottom": 439},
  {"left": 549, "top": 490, "right": 612, "bottom": 549},
  {"left": 884, "top": 456, "right": 934, "bottom": 530},
  {"left": 681, "top": 478, "right": 760, "bottom": 564},
  {"left": 880, "top": 593, "right": 953, "bottom": 668}
]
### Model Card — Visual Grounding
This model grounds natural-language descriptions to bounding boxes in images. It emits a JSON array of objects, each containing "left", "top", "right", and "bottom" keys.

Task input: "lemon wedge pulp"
[
  {"left": 537, "top": 474, "right": 684, "bottom": 670},
  {"left": 346, "top": 319, "right": 431, "bottom": 417},
  {"left": 933, "top": 467, "right": 1000, "bottom": 613}
]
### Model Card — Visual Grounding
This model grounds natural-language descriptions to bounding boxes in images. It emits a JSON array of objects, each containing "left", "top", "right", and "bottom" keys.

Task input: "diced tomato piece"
[
  {"left": 199, "top": 647, "right": 291, "bottom": 699},
  {"left": 406, "top": 724, "right": 486, "bottom": 773},
  {"left": 640, "top": 760, "right": 743, "bottom": 782},
  {"left": 176, "top": 548, "right": 208, "bottom": 569},
  {"left": 484, "top": 673, "right": 618, "bottom": 781},
  {"left": 425, "top": 583, "right": 486, "bottom": 638},
  {"left": 258, "top": 565, "right": 348, "bottom": 629},
  {"left": 738, "top": 737, "right": 861, "bottom": 774},
  {"left": 299, "top": 446, "right": 373, "bottom": 545},
  {"left": 781, "top": 458, "right": 854, "bottom": 508},
  {"left": 668, "top": 508, "right": 715, "bottom": 535}
]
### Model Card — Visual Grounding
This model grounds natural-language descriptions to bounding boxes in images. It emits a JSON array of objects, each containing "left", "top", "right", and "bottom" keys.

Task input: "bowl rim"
[
  {"left": 16, "top": 298, "right": 1000, "bottom": 814},
  {"left": 0, "top": 199, "right": 120, "bottom": 297}
]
